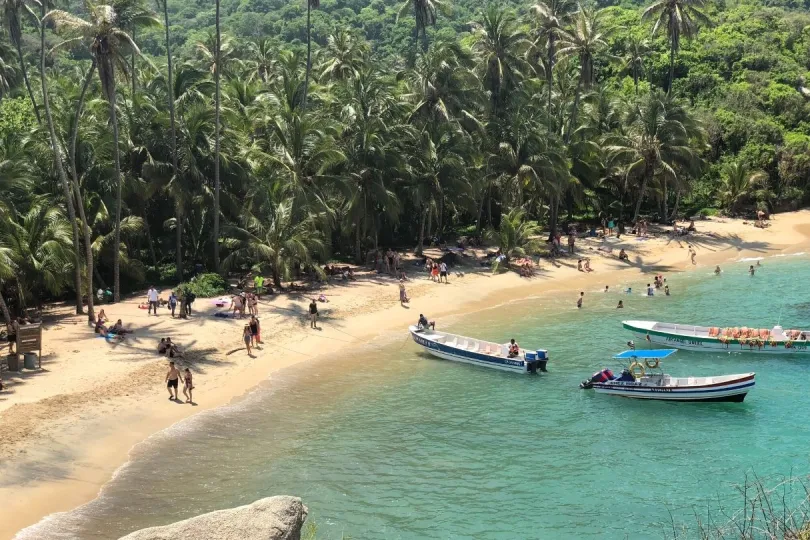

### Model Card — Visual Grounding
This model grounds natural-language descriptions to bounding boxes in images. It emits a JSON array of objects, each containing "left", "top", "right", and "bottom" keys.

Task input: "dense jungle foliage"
[{"left": 0, "top": 0, "right": 808, "bottom": 318}]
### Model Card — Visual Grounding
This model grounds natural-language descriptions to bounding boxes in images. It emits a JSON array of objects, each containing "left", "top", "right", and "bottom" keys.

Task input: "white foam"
[{"left": 738, "top": 257, "right": 764, "bottom": 262}]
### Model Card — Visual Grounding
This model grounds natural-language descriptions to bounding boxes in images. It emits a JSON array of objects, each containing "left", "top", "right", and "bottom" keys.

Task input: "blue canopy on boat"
[{"left": 613, "top": 349, "right": 677, "bottom": 360}]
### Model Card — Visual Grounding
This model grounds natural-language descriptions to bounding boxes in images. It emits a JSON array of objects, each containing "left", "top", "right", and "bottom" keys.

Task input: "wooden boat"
[
  {"left": 408, "top": 326, "right": 549, "bottom": 374},
  {"left": 623, "top": 320, "right": 810, "bottom": 355},
  {"left": 580, "top": 350, "right": 755, "bottom": 402}
]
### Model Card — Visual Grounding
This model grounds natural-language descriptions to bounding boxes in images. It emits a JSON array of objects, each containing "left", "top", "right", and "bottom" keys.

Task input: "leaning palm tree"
[
  {"left": 604, "top": 90, "right": 703, "bottom": 223},
  {"left": 717, "top": 162, "right": 768, "bottom": 214},
  {"left": 46, "top": 0, "right": 159, "bottom": 302},
  {"left": 302, "top": 0, "right": 319, "bottom": 110},
  {"left": 529, "top": 0, "right": 576, "bottom": 132},
  {"left": 397, "top": 0, "right": 449, "bottom": 53},
  {"left": 642, "top": 0, "right": 710, "bottom": 94},
  {"left": 1, "top": 0, "right": 41, "bottom": 122}
]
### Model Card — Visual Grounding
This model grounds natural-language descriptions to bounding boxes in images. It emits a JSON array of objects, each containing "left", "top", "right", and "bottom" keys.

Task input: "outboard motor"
[
  {"left": 580, "top": 368, "right": 615, "bottom": 389},
  {"left": 535, "top": 349, "right": 549, "bottom": 372},
  {"left": 525, "top": 351, "right": 538, "bottom": 374}
]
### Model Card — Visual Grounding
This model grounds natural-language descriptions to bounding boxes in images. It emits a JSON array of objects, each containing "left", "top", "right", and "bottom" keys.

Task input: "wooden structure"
[{"left": 16, "top": 322, "right": 43, "bottom": 369}]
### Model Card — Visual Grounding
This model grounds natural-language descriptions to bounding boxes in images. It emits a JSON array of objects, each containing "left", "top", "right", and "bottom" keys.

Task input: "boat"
[
  {"left": 580, "top": 349, "right": 755, "bottom": 402},
  {"left": 623, "top": 320, "right": 810, "bottom": 354},
  {"left": 408, "top": 326, "right": 549, "bottom": 374}
]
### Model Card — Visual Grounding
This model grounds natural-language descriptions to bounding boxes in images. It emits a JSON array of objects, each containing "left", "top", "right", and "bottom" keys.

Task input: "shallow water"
[{"left": 16, "top": 255, "right": 810, "bottom": 539}]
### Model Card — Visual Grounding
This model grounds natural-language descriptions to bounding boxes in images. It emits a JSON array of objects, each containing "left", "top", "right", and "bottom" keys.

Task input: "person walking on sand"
[
  {"left": 250, "top": 292, "right": 259, "bottom": 316},
  {"left": 249, "top": 315, "right": 261, "bottom": 347},
  {"left": 568, "top": 232, "right": 576, "bottom": 254},
  {"left": 688, "top": 245, "right": 697, "bottom": 265},
  {"left": 168, "top": 291, "right": 178, "bottom": 318},
  {"left": 182, "top": 368, "right": 193, "bottom": 403},
  {"left": 243, "top": 325, "right": 253, "bottom": 355},
  {"left": 439, "top": 261, "right": 449, "bottom": 283},
  {"left": 147, "top": 285, "right": 159, "bottom": 316},
  {"left": 399, "top": 280, "right": 410, "bottom": 305},
  {"left": 309, "top": 299, "right": 319, "bottom": 329},
  {"left": 166, "top": 361, "right": 181, "bottom": 400},
  {"left": 577, "top": 292, "right": 584, "bottom": 309}
]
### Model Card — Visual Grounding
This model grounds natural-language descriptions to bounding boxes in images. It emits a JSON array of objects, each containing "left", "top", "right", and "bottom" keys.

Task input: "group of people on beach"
[
  {"left": 230, "top": 291, "right": 259, "bottom": 319},
  {"left": 165, "top": 361, "right": 193, "bottom": 403},
  {"left": 424, "top": 257, "right": 449, "bottom": 283},
  {"left": 93, "top": 309, "right": 132, "bottom": 338},
  {"left": 143, "top": 286, "right": 195, "bottom": 318}
]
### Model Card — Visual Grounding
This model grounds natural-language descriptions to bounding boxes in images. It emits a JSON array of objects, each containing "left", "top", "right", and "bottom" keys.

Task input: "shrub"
[{"left": 176, "top": 273, "right": 226, "bottom": 298}]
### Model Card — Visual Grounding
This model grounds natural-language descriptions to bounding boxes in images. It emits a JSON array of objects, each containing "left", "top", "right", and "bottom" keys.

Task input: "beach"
[{"left": 3, "top": 211, "right": 810, "bottom": 539}]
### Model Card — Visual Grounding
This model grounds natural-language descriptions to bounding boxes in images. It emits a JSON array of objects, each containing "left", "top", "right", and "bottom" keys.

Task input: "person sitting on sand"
[
  {"left": 110, "top": 319, "right": 131, "bottom": 335},
  {"left": 97, "top": 309, "right": 107, "bottom": 324},
  {"left": 158, "top": 338, "right": 169, "bottom": 355},
  {"left": 417, "top": 314, "right": 435, "bottom": 330},
  {"left": 617, "top": 300, "right": 624, "bottom": 309},
  {"left": 508, "top": 339, "right": 520, "bottom": 358},
  {"left": 94, "top": 314, "right": 108, "bottom": 334},
  {"left": 687, "top": 220, "right": 696, "bottom": 232},
  {"left": 577, "top": 259, "right": 583, "bottom": 272},
  {"left": 618, "top": 249, "right": 629, "bottom": 261},
  {"left": 584, "top": 259, "right": 593, "bottom": 272}
]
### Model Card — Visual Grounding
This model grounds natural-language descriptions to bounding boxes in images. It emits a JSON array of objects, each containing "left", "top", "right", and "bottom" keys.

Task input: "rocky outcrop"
[{"left": 118, "top": 496, "right": 308, "bottom": 540}]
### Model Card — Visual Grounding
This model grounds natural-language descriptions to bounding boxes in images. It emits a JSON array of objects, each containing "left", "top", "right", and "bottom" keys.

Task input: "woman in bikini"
[
  {"left": 243, "top": 325, "right": 253, "bottom": 355},
  {"left": 182, "top": 368, "right": 193, "bottom": 403}
]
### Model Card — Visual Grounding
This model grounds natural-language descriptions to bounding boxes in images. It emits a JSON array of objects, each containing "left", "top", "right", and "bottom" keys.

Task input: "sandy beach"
[{"left": 3, "top": 210, "right": 810, "bottom": 539}]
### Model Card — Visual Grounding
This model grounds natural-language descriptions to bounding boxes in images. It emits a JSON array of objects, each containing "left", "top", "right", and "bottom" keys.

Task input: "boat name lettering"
[{"left": 665, "top": 337, "right": 702, "bottom": 346}]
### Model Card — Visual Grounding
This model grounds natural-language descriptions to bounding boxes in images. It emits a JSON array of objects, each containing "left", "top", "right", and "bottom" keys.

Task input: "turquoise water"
[{"left": 16, "top": 255, "right": 810, "bottom": 539}]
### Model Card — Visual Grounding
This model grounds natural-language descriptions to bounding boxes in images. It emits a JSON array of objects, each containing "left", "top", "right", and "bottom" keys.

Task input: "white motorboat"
[
  {"left": 623, "top": 320, "right": 810, "bottom": 355},
  {"left": 408, "top": 326, "right": 549, "bottom": 374},
  {"left": 580, "top": 349, "right": 755, "bottom": 402}
]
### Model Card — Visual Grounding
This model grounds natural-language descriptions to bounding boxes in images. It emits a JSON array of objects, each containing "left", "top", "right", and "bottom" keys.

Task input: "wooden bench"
[{"left": 15, "top": 322, "right": 43, "bottom": 369}]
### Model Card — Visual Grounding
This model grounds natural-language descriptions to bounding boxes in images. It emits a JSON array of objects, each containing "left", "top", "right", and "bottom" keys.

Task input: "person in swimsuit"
[
  {"left": 749, "top": 265, "right": 755, "bottom": 276},
  {"left": 231, "top": 294, "right": 243, "bottom": 318},
  {"left": 665, "top": 285, "right": 670, "bottom": 296},
  {"left": 182, "top": 368, "right": 193, "bottom": 403},
  {"left": 577, "top": 292, "right": 584, "bottom": 308},
  {"left": 399, "top": 280, "right": 410, "bottom": 305},
  {"left": 309, "top": 299, "right": 319, "bottom": 329},
  {"left": 250, "top": 293, "right": 259, "bottom": 316},
  {"left": 166, "top": 361, "right": 181, "bottom": 400},
  {"left": 249, "top": 315, "right": 260, "bottom": 347},
  {"left": 714, "top": 265, "right": 721, "bottom": 275},
  {"left": 617, "top": 300, "right": 624, "bottom": 308},
  {"left": 243, "top": 325, "right": 253, "bottom": 355}
]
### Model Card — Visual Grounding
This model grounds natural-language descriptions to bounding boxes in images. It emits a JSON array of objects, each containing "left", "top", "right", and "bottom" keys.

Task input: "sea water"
[{"left": 15, "top": 255, "right": 810, "bottom": 539}]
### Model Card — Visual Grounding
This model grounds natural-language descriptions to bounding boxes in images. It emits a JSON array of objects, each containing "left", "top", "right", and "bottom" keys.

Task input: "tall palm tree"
[
  {"left": 247, "top": 37, "right": 274, "bottom": 83},
  {"left": 717, "top": 162, "right": 768, "bottom": 214},
  {"left": 156, "top": 0, "right": 181, "bottom": 278},
  {"left": 470, "top": 7, "right": 529, "bottom": 114},
  {"left": 529, "top": 0, "right": 576, "bottom": 132},
  {"left": 2, "top": 0, "right": 41, "bottom": 122},
  {"left": 620, "top": 35, "right": 649, "bottom": 95},
  {"left": 605, "top": 90, "right": 702, "bottom": 222},
  {"left": 0, "top": 40, "right": 17, "bottom": 102},
  {"left": 397, "top": 0, "right": 448, "bottom": 53},
  {"left": 318, "top": 29, "right": 369, "bottom": 82},
  {"left": 642, "top": 0, "right": 710, "bottom": 94},
  {"left": 213, "top": 0, "right": 221, "bottom": 272},
  {"left": 302, "top": 0, "right": 319, "bottom": 110},
  {"left": 47, "top": 0, "right": 159, "bottom": 302},
  {"left": 39, "top": 4, "right": 83, "bottom": 313}
]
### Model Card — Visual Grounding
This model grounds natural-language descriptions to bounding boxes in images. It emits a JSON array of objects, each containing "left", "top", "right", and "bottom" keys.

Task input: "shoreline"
[{"left": 5, "top": 211, "right": 810, "bottom": 539}]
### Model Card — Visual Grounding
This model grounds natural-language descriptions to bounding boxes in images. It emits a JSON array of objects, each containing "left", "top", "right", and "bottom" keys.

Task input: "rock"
[{"left": 118, "top": 496, "right": 307, "bottom": 540}]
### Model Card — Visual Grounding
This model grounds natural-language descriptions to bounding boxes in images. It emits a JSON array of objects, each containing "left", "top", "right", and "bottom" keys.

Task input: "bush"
[
  {"left": 176, "top": 273, "right": 226, "bottom": 298},
  {"left": 145, "top": 263, "right": 178, "bottom": 285}
]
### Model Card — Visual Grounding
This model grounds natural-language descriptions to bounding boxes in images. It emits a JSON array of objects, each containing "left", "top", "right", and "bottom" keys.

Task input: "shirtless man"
[{"left": 166, "top": 361, "right": 181, "bottom": 400}]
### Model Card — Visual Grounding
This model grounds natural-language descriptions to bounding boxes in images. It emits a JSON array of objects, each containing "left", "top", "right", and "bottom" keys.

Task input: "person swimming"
[
  {"left": 617, "top": 300, "right": 624, "bottom": 309},
  {"left": 714, "top": 265, "right": 721, "bottom": 275}
]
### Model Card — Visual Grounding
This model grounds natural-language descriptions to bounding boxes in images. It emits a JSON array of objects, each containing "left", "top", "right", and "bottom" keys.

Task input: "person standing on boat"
[
  {"left": 417, "top": 314, "right": 435, "bottom": 330},
  {"left": 508, "top": 339, "right": 520, "bottom": 357}
]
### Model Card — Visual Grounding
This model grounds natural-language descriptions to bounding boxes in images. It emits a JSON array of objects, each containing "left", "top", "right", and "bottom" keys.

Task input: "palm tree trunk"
[
  {"left": 0, "top": 289, "right": 11, "bottom": 327},
  {"left": 661, "top": 177, "right": 668, "bottom": 223},
  {"left": 667, "top": 42, "right": 675, "bottom": 96},
  {"left": 213, "top": 0, "right": 221, "bottom": 273},
  {"left": 303, "top": 1, "right": 312, "bottom": 110},
  {"left": 546, "top": 37, "right": 555, "bottom": 133},
  {"left": 131, "top": 28, "right": 137, "bottom": 98},
  {"left": 547, "top": 195, "right": 559, "bottom": 242},
  {"left": 144, "top": 212, "right": 158, "bottom": 265},
  {"left": 670, "top": 190, "right": 681, "bottom": 222},
  {"left": 354, "top": 218, "right": 362, "bottom": 264},
  {"left": 161, "top": 0, "right": 182, "bottom": 280},
  {"left": 40, "top": 9, "right": 83, "bottom": 314},
  {"left": 633, "top": 165, "right": 652, "bottom": 223},
  {"left": 70, "top": 60, "right": 96, "bottom": 321},
  {"left": 108, "top": 86, "right": 123, "bottom": 303},
  {"left": 565, "top": 78, "right": 583, "bottom": 144},
  {"left": 15, "top": 37, "right": 40, "bottom": 124},
  {"left": 415, "top": 204, "right": 426, "bottom": 255}
]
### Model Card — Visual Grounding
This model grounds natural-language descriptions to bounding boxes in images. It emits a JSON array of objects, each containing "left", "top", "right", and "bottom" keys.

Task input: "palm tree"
[
  {"left": 2, "top": 0, "right": 41, "bottom": 122},
  {"left": 302, "top": 0, "right": 319, "bottom": 110},
  {"left": 0, "top": 40, "right": 17, "bottom": 102},
  {"left": 717, "top": 162, "right": 768, "bottom": 214},
  {"left": 529, "top": 0, "right": 576, "bottom": 132},
  {"left": 470, "top": 7, "right": 529, "bottom": 114},
  {"left": 620, "top": 35, "right": 649, "bottom": 95},
  {"left": 605, "top": 90, "right": 702, "bottom": 223},
  {"left": 39, "top": 3, "right": 83, "bottom": 313},
  {"left": 485, "top": 207, "right": 541, "bottom": 271},
  {"left": 642, "top": 0, "right": 710, "bottom": 94},
  {"left": 156, "top": 0, "right": 181, "bottom": 278},
  {"left": 247, "top": 37, "right": 274, "bottom": 83},
  {"left": 318, "top": 29, "right": 369, "bottom": 82},
  {"left": 47, "top": 0, "right": 158, "bottom": 302},
  {"left": 557, "top": 6, "right": 609, "bottom": 143},
  {"left": 222, "top": 198, "right": 326, "bottom": 289},
  {"left": 213, "top": 0, "right": 221, "bottom": 272},
  {"left": 397, "top": 0, "right": 448, "bottom": 53}
]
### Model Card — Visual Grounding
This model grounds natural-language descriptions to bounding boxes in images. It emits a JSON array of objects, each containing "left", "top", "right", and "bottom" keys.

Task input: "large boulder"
[{"left": 118, "top": 496, "right": 308, "bottom": 540}]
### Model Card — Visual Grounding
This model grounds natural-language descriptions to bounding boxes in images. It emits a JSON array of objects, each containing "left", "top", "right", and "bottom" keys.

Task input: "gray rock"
[{"left": 118, "top": 496, "right": 308, "bottom": 540}]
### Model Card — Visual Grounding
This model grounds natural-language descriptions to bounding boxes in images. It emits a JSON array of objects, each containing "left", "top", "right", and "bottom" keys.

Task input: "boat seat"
[
  {"left": 448, "top": 339, "right": 457, "bottom": 347},
  {"left": 469, "top": 343, "right": 479, "bottom": 353},
  {"left": 434, "top": 337, "right": 445, "bottom": 343},
  {"left": 459, "top": 340, "right": 468, "bottom": 349}
]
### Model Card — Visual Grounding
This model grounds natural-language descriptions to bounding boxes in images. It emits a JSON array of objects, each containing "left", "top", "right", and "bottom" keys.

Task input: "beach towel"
[{"left": 213, "top": 311, "right": 232, "bottom": 319}]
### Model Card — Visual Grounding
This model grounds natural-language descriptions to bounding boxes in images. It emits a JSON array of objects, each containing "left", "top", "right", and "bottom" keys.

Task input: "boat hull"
[
  {"left": 623, "top": 321, "right": 810, "bottom": 355},
  {"left": 592, "top": 376, "right": 755, "bottom": 402},
  {"left": 409, "top": 328, "right": 543, "bottom": 374}
]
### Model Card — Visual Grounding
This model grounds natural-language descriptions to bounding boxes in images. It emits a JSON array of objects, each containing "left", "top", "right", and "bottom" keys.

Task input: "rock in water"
[{"left": 118, "top": 496, "right": 307, "bottom": 540}]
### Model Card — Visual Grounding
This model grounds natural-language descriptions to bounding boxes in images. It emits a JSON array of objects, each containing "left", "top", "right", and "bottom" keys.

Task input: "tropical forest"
[{"left": 0, "top": 0, "right": 809, "bottom": 317}]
